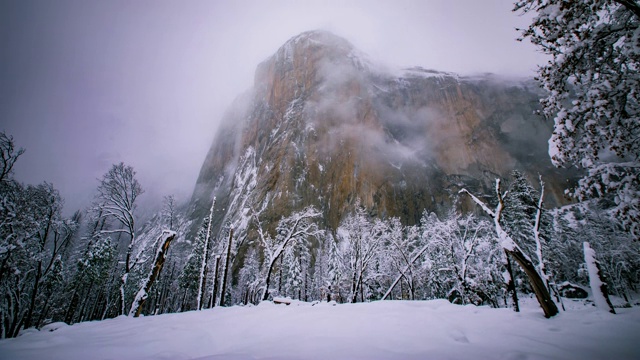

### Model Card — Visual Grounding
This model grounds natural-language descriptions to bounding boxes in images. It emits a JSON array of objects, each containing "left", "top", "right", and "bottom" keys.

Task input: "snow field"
[{"left": 1, "top": 298, "right": 639, "bottom": 360}]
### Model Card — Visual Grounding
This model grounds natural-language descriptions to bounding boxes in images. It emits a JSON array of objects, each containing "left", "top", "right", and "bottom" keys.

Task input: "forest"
[
  {"left": 1, "top": 128, "right": 638, "bottom": 338},
  {"left": 2, "top": 0, "right": 639, "bottom": 344}
]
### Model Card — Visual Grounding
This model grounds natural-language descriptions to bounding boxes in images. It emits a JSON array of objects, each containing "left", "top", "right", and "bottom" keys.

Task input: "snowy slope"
[{"left": 1, "top": 299, "right": 639, "bottom": 360}]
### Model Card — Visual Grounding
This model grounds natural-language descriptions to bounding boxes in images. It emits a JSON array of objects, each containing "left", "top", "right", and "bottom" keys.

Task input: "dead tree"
[
  {"left": 583, "top": 242, "right": 616, "bottom": 314},
  {"left": 129, "top": 231, "right": 176, "bottom": 317},
  {"left": 95, "top": 162, "right": 143, "bottom": 315},
  {"left": 532, "top": 176, "right": 564, "bottom": 310},
  {"left": 460, "top": 179, "right": 558, "bottom": 318}
]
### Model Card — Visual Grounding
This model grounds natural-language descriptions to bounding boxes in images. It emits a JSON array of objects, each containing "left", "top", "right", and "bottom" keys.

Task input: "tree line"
[
  {"left": 2, "top": 0, "right": 639, "bottom": 338},
  {"left": 2, "top": 125, "right": 637, "bottom": 338}
]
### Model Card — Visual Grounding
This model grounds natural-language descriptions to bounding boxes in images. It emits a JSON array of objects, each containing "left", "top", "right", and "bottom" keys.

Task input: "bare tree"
[
  {"left": 0, "top": 131, "right": 25, "bottom": 184},
  {"left": 337, "top": 205, "right": 385, "bottom": 303},
  {"left": 162, "top": 195, "right": 177, "bottom": 231},
  {"left": 252, "top": 206, "right": 321, "bottom": 301},
  {"left": 95, "top": 162, "right": 143, "bottom": 315}
]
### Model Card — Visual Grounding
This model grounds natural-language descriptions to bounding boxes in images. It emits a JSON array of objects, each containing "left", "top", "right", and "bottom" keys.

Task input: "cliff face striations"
[{"left": 190, "top": 30, "right": 571, "bottom": 239}]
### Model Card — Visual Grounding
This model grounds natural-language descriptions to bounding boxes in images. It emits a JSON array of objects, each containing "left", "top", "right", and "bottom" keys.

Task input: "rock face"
[{"left": 190, "top": 30, "right": 573, "bottom": 239}]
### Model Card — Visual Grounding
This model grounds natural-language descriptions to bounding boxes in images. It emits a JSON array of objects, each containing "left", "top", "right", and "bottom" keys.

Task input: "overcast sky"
[{"left": 0, "top": 0, "right": 546, "bottom": 214}]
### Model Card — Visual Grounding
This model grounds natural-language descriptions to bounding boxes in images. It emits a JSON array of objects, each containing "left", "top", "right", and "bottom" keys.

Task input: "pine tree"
[
  {"left": 460, "top": 179, "right": 559, "bottom": 318},
  {"left": 514, "top": 0, "right": 640, "bottom": 239}
]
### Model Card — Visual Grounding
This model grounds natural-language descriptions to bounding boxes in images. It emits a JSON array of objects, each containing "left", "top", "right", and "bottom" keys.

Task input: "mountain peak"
[
  {"left": 254, "top": 30, "right": 368, "bottom": 105},
  {"left": 282, "top": 30, "right": 354, "bottom": 52},
  {"left": 193, "top": 30, "right": 573, "bottom": 240}
]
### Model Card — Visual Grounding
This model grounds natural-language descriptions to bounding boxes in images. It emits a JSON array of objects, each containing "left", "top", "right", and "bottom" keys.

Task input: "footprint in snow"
[{"left": 448, "top": 329, "right": 469, "bottom": 343}]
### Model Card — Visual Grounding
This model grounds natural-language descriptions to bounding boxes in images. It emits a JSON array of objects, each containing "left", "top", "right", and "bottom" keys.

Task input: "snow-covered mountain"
[{"left": 189, "top": 30, "right": 575, "bottom": 240}]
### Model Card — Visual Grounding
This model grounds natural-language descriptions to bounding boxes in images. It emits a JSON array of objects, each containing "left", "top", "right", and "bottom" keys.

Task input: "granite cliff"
[{"left": 189, "top": 30, "right": 573, "bottom": 239}]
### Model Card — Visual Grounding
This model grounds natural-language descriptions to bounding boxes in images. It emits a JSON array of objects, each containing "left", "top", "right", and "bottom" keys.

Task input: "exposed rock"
[{"left": 189, "top": 30, "right": 576, "bottom": 240}]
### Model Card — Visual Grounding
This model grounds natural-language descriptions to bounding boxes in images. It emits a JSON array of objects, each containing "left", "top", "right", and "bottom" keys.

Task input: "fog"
[{"left": 0, "top": 0, "right": 546, "bottom": 214}]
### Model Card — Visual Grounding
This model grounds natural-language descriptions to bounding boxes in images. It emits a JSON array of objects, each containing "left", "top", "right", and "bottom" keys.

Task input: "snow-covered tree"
[
  {"left": 502, "top": 171, "right": 561, "bottom": 302},
  {"left": 583, "top": 242, "right": 616, "bottom": 314},
  {"left": 237, "top": 247, "right": 261, "bottom": 305},
  {"left": 177, "top": 210, "right": 216, "bottom": 312},
  {"left": 577, "top": 204, "right": 639, "bottom": 303},
  {"left": 337, "top": 204, "right": 386, "bottom": 303},
  {"left": 515, "top": 0, "right": 640, "bottom": 239},
  {"left": 252, "top": 206, "right": 321, "bottom": 301},
  {"left": 21, "top": 184, "right": 79, "bottom": 330},
  {"left": 178, "top": 254, "right": 199, "bottom": 311},
  {"left": 0, "top": 131, "right": 25, "bottom": 184},
  {"left": 323, "top": 232, "right": 344, "bottom": 302},
  {"left": 0, "top": 155, "right": 79, "bottom": 337},
  {"left": 546, "top": 211, "right": 576, "bottom": 280},
  {"left": 502, "top": 171, "right": 540, "bottom": 254},
  {"left": 129, "top": 230, "right": 176, "bottom": 317},
  {"left": 429, "top": 212, "right": 496, "bottom": 305},
  {"left": 460, "top": 179, "right": 559, "bottom": 318},
  {"left": 282, "top": 245, "right": 303, "bottom": 299},
  {"left": 162, "top": 195, "right": 177, "bottom": 231},
  {"left": 94, "top": 162, "right": 143, "bottom": 315},
  {"left": 380, "top": 218, "right": 427, "bottom": 301},
  {"left": 64, "top": 234, "right": 115, "bottom": 324},
  {"left": 196, "top": 199, "right": 215, "bottom": 310}
]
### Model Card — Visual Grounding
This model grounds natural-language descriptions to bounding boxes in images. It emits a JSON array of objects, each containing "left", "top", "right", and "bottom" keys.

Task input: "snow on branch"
[{"left": 458, "top": 189, "right": 495, "bottom": 218}]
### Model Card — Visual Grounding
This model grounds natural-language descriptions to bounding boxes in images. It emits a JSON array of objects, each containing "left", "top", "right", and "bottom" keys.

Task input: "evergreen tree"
[
  {"left": 515, "top": 0, "right": 640, "bottom": 239},
  {"left": 178, "top": 214, "right": 213, "bottom": 311}
]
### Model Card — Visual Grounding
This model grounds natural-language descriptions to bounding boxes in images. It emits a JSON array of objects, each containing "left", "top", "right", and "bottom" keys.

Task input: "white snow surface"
[{"left": 1, "top": 298, "right": 639, "bottom": 360}]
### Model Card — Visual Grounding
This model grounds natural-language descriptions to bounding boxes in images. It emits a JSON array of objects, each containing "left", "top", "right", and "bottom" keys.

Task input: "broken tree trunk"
[
  {"left": 583, "top": 242, "right": 616, "bottom": 314},
  {"left": 129, "top": 231, "right": 176, "bottom": 317},
  {"left": 460, "top": 179, "right": 558, "bottom": 318}
]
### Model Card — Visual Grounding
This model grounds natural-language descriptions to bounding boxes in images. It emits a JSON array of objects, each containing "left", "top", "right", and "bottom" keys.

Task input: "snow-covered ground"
[{"left": 1, "top": 297, "right": 639, "bottom": 360}]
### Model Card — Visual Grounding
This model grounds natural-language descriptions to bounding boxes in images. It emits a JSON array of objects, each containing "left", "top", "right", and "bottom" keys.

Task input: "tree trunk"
[
  {"left": 36, "top": 293, "right": 52, "bottom": 329},
  {"left": 583, "top": 242, "right": 616, "bottom": 314},
  {"left": 350, "top": 269, "right": 358, "bottom": 303},
  {"left": 506, "top": 248, "right": 559, "bottom": 318},
  {"left": 504, "top": 250, "right": 520, "bottom": 312},
  {"left": 180, "top": 288, "right": 188, "bottom": 312},
  {"left": 262, "top": 258, "right": 278, "bottom": 301},
  {"left": 119, "top": 273, "right": 127, "bottom": 316},
  {"left": 129, "top": 231, "right": 176, "bottom": 317},
  {"left": 197, "top": 201, "right": 215, "bottom": 310},
  {"left": 78, "top": 281, "right": 95, "bottom": 322},
  {"left": 209, "top": 256, "right": 220, "bottom": 308},
  {"left": 278, "top": 255, "right": 283, "bottom": 296},
  {"left": 65, "top": 287, "right": 80, "bottom": 324},
  {"left": 23, "top": 262, "right": 42, "bottom": 329},
  {"left": 459, "top": 182, "right": 558, "bottom": 318},
  {"left": 220, "top": 228, "right": 233, "bottom": 306}
]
